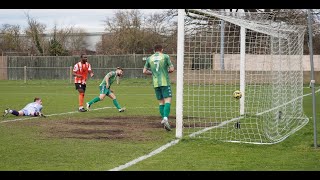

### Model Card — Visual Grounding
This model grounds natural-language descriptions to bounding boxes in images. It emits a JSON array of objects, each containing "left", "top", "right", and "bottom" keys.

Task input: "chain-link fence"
[
  {"left": 0, "top": 54, "right": 319, "bottom": 84},
  {"left": 0, "top": 54, "right": 178, "bottom": 83}
]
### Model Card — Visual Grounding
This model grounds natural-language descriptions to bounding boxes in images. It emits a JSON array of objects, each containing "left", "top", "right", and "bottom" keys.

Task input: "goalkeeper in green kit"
[
  {"left": 143, "top": 44, "right": 174, "bottom": 131},
  {"left": 86, "top": 67, "right": 125, "bottom": 112}
]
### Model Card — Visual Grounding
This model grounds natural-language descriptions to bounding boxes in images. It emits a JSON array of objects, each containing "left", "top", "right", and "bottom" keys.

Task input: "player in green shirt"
[
  {"left": 86, "top": 67, "right": 125, "bottom": 112},
  {"left": 143, "top": 44, "right": 174, "bottom": 131}
]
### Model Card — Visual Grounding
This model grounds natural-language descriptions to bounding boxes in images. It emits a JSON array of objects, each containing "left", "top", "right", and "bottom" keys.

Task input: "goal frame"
[{"left": 175, "top": 9, "right": 308, "bottom": 144}]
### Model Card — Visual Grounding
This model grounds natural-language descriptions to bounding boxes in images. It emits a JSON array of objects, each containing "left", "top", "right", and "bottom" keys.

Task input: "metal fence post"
[
  {"left": 24, "top": 66, "right": 27, "bottom": 83},
  {"left": 69, "top": 66, "right": 72, "bottom": 84}
]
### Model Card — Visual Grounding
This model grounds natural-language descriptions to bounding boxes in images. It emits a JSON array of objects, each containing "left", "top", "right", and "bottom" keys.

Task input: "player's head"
[
  {"left": 116, "top": 67, "right": 124, "bottom": 77},
  {"left": 34, "top": 97, "right": 42, "bottom": 104},
  {"left": 154, "top": 44, "right": 163, "bottom": 53},
  {"left": 80, "top": 54, "right": 88, "bottom": 63}
]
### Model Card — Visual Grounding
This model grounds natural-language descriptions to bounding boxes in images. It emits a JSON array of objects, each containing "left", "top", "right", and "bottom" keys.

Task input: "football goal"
[{"left": 175, "top": 9, "right": 309, "bottom": 144}]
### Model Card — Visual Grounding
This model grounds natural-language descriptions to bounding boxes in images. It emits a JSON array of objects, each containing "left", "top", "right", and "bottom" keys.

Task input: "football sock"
[
  {"left": 159, "top": 104, "right": 164, "bottom": 118},
  {"left": 88, "top": 97, "right": 100, "bottom": 105},
  {"left": 11, "top": 110, "right": 19, "bottom": 116},
  {"left": 79, "top": 93, "right": 85, "bottom": 107},
  {"left": 113, "top": 99, "right": 121, "bottom": 109},
  {"left": 164, "top": 103, "right": 171, "bottom": 119}
]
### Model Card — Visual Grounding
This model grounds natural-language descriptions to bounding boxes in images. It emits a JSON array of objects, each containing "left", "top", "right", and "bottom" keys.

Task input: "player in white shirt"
[{"left": 3, "top": 97, "right": 46, "bottom": 117}]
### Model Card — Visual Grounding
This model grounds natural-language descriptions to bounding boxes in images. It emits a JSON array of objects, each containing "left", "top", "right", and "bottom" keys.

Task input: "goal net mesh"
[{"left": 182, "top": 9, "right": 308, "bottom": 144}]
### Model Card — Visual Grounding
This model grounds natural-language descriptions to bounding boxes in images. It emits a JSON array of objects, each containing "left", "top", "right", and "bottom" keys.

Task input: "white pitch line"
[
  {"left": 1, "top": 106, "right": 113, "bottom": 123},
  {"left": 109, "top": 88, "right": 320, "bottom": 171},
  {"left": 2, "top": 88, "right": 318, "bottom": 170},
  {"left": 1, "top": 92, "right": 154, "bottom": 96},
  {"left": 109, "top": 139, "right": 180, "bottom": 171}
]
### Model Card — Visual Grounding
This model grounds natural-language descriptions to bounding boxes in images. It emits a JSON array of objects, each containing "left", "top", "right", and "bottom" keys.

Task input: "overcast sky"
[{"left": 0, "top": 9, "right": 167, "bottom": 33}]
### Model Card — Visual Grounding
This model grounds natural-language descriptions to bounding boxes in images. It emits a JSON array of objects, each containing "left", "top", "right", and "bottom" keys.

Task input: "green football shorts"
[
  {"left": 99, "top": 85, "right": 111, "bottom": 95},
  {"left": 154, "top": 86, "right": 172, "bottom": 100}
]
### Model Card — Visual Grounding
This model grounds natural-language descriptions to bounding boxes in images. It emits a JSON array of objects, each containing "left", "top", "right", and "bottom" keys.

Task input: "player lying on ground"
[{"left": 3, "top": 97, "right": 46, "bottom": 117}]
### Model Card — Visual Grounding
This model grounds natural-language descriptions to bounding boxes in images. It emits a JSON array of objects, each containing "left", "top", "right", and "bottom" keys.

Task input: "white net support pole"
[
  {"left": 176, "top": 9, "right": 185, "bottom": 138},
  {"left": 240, "top": 26, "right": 246, "bottom": 116}
]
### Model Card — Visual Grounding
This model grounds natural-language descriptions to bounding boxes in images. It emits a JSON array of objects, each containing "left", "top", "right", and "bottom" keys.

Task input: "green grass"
[{"left": 0, "top": 80, "right": 319, "bottom": 171}]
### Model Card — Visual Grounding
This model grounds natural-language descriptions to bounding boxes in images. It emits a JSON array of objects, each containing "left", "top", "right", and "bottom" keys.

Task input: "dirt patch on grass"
[{"left": 37, "top": 116, "right": 176, "bottom": 141}]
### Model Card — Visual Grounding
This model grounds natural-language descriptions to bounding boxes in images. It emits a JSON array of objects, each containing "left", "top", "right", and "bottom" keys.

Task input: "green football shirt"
[
  {"left": 144, "top": 52, "right": 173, "bottom": 88},
  {"left": 99, "top": 71, "right": 117, "bottom": 88}
]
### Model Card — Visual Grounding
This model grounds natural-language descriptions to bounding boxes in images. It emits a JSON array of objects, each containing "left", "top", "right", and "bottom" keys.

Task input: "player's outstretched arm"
[{"left": 38, "top": 112, "right": 46, "bottom": 118}]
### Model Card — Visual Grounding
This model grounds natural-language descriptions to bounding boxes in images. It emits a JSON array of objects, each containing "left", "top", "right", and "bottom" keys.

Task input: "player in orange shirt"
[{"left": 72, "top": 53, "right": 94, "bottom": 112}]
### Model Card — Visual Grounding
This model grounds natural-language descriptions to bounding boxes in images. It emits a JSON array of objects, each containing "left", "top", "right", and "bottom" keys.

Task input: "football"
[{"left": 233, "top": 90, "right": 242, "bottom": 99}]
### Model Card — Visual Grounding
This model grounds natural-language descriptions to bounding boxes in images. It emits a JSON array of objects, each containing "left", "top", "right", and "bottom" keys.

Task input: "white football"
[{"left": 233, "top": 90, "right": 242, "bottom": 99}]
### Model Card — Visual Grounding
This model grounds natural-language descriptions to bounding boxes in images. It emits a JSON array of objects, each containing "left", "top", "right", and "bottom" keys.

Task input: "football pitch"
[{"left": 0, "top": 80, "right": 319, "bottom": 171}]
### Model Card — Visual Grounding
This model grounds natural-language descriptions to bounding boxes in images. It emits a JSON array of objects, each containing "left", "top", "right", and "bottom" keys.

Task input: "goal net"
[{"left": 176, "top": 9, "right": 309, "bottom": 144}]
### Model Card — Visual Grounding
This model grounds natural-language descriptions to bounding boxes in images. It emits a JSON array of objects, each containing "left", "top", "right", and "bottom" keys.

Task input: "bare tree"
[
  {"left": 24, "top": 12, "right": 47, "bottom": 55},
  {"left": 98, "top": 9, "right": 177, "bottom": 55},
  {"left": 47, "top": 25, "right": 88, "bottom": 54},
  {"left": 103, "top": 9, "right": 145, "bottom": 54},
  {"left": 0, "top": 24, "right": 23, "bottom": 53},
  {"left": 145, "top": 9, "right": 177, "bottom": 54},
  {"left": 98, "top": 9, "right": 320, "bottom": 55},
  {"left": 48, "top": 25, "right": 68, "bottom": 56},
  {"left": 193, "top": 9, "right": 320, "bottom": 55},
  {"left": 66, "top": 27, "right": 88, "bottom": 53}
]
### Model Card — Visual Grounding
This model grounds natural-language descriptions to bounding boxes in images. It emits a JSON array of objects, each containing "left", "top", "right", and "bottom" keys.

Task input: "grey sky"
[{"left": 0, "top": 9, "right": 167, "bottom": 33}]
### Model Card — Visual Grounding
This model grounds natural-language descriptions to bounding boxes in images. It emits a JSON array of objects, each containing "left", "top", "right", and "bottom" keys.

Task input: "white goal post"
[{"left": 176, "top": 9, "right": 309, "bottom": 144}]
